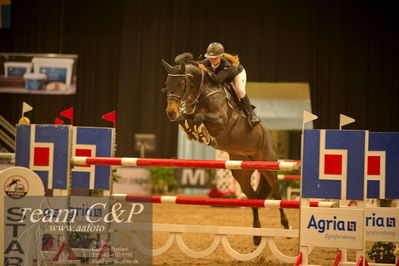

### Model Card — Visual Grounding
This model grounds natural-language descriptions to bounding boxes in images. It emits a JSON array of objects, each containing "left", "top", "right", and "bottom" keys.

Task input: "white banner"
[
  {"left": 365, "top": 207, "right": 399, "bottom": 242},
  {"left": 300, "top": 207, "right": 364, "bottom": 249}
]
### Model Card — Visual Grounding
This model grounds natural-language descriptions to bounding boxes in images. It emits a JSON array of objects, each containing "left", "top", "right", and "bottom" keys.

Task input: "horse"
[
  {"left": 161, "top": 57, "right": 290, "bottom": 245},
  {"left": 7, "top": 178, "right": 19, "bottom": 189}
]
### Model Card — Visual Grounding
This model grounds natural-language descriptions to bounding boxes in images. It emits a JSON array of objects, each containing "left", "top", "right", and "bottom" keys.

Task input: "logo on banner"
[
  {"left": 366, "top": 213, "right": 396, "bottom": 228},
  {"left": 4, "top": 175, "right": 29, "bottom": 199},
  {"left": 307, "top": 215, "right": 357, "bottom": 233}
]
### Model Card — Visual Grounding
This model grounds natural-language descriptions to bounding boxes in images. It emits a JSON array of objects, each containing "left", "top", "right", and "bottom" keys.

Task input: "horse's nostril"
[{"left": 166, "top": 110, "right": 177, "bottom": 121}]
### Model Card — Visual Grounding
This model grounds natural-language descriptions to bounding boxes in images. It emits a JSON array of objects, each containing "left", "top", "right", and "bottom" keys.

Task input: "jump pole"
[
  {"left": 72, "top": 156, "right": 300, "bottom": 171},
  {"left": 277, "top": 174, "right": 300, "bottom": 180},
  {"left": 115, "top": 195, "right": 335, "bottom": 208}
]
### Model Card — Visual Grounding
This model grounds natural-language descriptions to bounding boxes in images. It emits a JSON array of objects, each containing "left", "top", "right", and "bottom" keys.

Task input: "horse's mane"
[
  {"left": 175, "top": 52, "right": 195, "bottom": 64},
  {"left": 173, "top": 52, "right": 202, "bottom": 77},
  {"left": 174, "top": 52, "right": 240, "bottom": 67}
]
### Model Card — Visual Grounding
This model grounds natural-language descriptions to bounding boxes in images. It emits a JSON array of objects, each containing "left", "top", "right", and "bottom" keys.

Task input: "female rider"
[{"left": 197, "top": 42, "right": 260, "bottom": 128}]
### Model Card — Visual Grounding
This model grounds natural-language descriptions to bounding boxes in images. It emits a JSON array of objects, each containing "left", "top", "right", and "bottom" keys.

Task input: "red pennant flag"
[
  {"left": 54, "top": 118, "right": 64, "bottom": 125},
  {"left": 59, "top": 107, "right": 74, "bottom": 125},
  {"left": 102, "top": 111, "right": 116, "bottom": 128}
]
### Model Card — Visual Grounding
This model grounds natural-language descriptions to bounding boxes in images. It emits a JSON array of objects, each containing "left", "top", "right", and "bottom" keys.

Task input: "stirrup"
[{"left": 249, "top": 114, "right": 260, "bottom": 127}]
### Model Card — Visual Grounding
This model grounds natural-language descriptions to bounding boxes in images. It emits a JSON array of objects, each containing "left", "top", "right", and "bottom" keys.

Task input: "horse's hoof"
[
  {"left": 283, "top": 223, "right": 290, "bottom": 230},
  {"left": 284, "top": 225, "right": 293, "bottom": 239},
  {"left": 282, "top": 219, "right": 290, "bottom": 230},
  {"left": 253, "top": 235, "right": 261, "bottom": 246}
]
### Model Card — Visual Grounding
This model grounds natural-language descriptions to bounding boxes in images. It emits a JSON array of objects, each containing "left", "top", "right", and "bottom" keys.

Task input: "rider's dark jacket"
[{"left": 199, "top": 58, "right": 243, "bottom": 85}]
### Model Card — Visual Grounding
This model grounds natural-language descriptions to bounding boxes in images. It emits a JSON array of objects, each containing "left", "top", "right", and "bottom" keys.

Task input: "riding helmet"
[{"left": 205, "top": 42, "right": 224, "bottom": 58}]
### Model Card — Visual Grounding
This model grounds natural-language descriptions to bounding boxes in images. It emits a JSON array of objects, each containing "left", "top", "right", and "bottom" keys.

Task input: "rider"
[{"left": 198, "top": 42, "right": 260, "bottom": 128}]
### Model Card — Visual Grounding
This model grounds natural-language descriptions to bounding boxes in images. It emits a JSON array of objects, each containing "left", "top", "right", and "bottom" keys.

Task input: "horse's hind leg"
[
  {"left": 259, "top": 170, "right": 290, "bottom": 229},
  {"left": 257, "top": 129, "right": 290, "bottom": 229},
  {"left": 254, "top": 173, "right": 272, "bottom": 200},
  {"left": 230, "top": 168, "right": 262, "bottom": 245}
]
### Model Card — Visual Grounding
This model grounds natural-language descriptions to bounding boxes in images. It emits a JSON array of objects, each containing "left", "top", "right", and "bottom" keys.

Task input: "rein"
[{"left": 181, "top": 70, "right": 205, "bottom": 114}]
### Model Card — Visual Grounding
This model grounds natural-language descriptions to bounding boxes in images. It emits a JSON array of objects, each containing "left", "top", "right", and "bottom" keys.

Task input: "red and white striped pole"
[
  {"left": 114, "top": 195, "right": 335, "bottom": 208},
  {"left": 72, "top": 157, "right": 300, "bottom": 171},
  {"left": 277, "top": 174, "right": 300, "bottom": 180}
]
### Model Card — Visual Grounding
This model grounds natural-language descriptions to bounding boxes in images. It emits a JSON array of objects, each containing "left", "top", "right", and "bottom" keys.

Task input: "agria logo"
[
  {"left": 366, "top": 213, "right": 396, "bottom": 227},
  {"left": 307, "top": 215, "right": 357, "bottom": 233}
]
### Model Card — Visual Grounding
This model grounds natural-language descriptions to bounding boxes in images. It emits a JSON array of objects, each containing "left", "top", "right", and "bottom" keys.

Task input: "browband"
[{"left": 168, "top": 73, "right": 193, "bottom": 77}]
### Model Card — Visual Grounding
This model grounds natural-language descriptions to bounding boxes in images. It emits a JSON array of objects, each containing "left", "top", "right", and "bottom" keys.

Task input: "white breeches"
[{"left": 231, "top": 68, "right": 247, "bottom": 99}]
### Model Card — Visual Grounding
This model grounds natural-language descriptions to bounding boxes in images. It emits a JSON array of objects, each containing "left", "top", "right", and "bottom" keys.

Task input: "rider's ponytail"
[{"left": 223, "top": 53, "right": 240, "bottom": 66}]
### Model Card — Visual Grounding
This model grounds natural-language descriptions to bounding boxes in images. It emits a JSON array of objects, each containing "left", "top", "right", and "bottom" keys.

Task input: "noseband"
[{"left": 167, "top": 70, "right": 205, "bottom": 115}]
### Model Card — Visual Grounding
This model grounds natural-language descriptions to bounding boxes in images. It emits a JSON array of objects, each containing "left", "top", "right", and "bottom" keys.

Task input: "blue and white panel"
[
  {"left": 367, "top": 132, "right": 399, "bottom": 199},
  {"left": 71, "top": 127, "right": 114, "bottom": 190},
  {"left": 15, "top": 124, "right": 72, "bottom": 189},
  {"left": 302, "top": 130, "right": 366, "bottom": 200}
]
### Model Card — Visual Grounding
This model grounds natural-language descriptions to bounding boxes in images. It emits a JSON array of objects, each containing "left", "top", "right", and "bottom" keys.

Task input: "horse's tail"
[{"left": 223, "top": 53, "right": 240, "bottom": 66}]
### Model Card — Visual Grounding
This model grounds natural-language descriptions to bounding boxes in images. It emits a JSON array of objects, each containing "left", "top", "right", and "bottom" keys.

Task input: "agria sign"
[
  {"left": 366, "top": 213, "right": 395, "bottom": 228},
  {"left": 300, "top": 208, "right": 364, "bottom": 249},
  {"left": 306, "top": 213, "right": 396, "bottom": 234},
  {"left": 365, "top": 208, "right": 399, "bottom": 242},
  {"left": 307, "top": 215, "right": 357, "bottom": 233},
  {"left": 302, "top": 209, "right": 398, "bottom": 247}
]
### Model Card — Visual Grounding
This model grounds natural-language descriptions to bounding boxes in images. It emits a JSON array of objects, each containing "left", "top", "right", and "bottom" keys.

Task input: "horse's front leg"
[
  {"left": 178, "top": 119, "right": 197, "bottom": 141},
  {"left": 178, "top": 118, "right": 211, "bottom": 144}
]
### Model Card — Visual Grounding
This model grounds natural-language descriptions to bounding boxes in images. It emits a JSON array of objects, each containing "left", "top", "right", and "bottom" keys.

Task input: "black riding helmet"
[{"left": 205, "top": 42, "right": 224, "bottom": 58}]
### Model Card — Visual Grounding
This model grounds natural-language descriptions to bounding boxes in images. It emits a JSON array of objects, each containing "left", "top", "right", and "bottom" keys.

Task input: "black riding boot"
[{"left": 241, "top": 95, "right": 261, "bottom": 128}]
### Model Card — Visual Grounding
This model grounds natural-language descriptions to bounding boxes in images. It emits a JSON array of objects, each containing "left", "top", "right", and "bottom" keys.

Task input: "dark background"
[{"left": 1, "top": 0, "right": 398, "bottom": 157}]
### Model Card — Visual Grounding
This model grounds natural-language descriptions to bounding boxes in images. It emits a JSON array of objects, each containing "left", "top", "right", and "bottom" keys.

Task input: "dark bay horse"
[{"left": 161, "top": 58, "right": 289, "bottom": 244}]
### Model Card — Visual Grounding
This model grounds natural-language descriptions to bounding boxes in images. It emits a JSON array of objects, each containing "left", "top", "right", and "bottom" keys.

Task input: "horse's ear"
[
  {"left": 161, "top": 59, "right": 173, "bottom": 73},
  {"left": 180, "top": 62, "right": 186, "bottom": 73}
]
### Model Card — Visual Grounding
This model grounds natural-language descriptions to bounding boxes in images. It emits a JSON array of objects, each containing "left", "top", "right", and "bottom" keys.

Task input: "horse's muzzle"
[
  {"left": 166, "top": 100, "right": 180, "bottom": 122},
  {"left": 166, "top": 110, "right": 180, "bottom": 121}
]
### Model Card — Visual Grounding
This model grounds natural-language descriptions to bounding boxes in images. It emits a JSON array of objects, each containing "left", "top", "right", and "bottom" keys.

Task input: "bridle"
[
  {"left": 167, "top": 69, "right": 213, "bottom": 115},
  {"left": 166, "top": 73, "right": 194, "bottom": 103}
]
